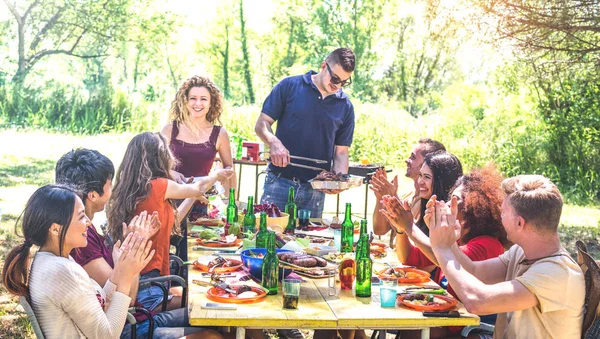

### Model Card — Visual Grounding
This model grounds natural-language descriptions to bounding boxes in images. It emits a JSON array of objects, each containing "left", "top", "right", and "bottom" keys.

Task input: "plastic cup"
[
  {"left": 380, "top": 276, "right": 398, "bottom": 307},
  {"left": 339, "top": 259, "right": 356, "bottom": 290},
  {"left": 298, "top": 209, "right": 311, "bottom": 230},
  {"left": 283, "top": 279, "right": 301, "bottom": 309},
  {"left": 333, "top": 228, "right": 342, "bottom": 251}
]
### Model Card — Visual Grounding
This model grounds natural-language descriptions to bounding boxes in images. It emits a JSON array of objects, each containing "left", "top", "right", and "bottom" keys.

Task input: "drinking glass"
[
  {"left": 339, "top": 259, "right": 356, "bottom": 290},
  {"left": 282, "top": 279, "right": 302, "bottom": 309},
  {"left": 380, "top": 276, "right": 398, "bottom": 307},
  {"left": 333, "top": 228, "right": 342, "bottom": 251},
  {"left": 298, "top": 209, "right": 311, "bottom": 230}
]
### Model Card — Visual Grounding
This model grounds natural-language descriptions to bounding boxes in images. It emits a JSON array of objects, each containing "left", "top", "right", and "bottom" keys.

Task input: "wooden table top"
[
  {"left": 313, "top": 278, "right": 479, "bottom": 329},
  {"left": 187, "top": 238, "right": 480, "bottom": 330}
]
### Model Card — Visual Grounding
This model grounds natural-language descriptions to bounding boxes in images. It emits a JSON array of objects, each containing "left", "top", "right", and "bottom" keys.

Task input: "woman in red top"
[
  {"left": 381, "top": 165, "right": 511, "bottom": 338},
  {"left": 106, "top": 132, "right": 234, "bottom": 312},
  {"left": 161, "top": 76, "right": 235, "bottom": 261},
  {"left": 161, "top": 75, "right": 235, "bottom": 193}
]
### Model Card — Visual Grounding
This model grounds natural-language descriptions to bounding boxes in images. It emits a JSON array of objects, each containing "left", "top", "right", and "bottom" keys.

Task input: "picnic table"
[{"left": 186, "top": 237, "right": 479, "bottom": 339}]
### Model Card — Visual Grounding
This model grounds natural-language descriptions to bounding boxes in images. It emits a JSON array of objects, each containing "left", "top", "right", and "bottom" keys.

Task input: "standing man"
[
  {"left": 255, "top": 48, "right": 356, "bottom": 218},
  {"left": 430, "top": 175, "right": 585, "bottom": 338},
  {"left": 370, "top": 138, "right": 445, "bottom": 247}
]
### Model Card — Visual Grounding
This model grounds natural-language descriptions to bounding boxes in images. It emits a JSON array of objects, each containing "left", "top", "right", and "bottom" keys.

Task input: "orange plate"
[
  {"left": 193, "top": 259, "right": 243, "bottom": 273},
  {"left": 377, "top": 267, "right": 431, "bottom": 284},
  {"left": 398, "top": 294, "right": 458, "bottom": 311},
  {"left": 196, "top": 238, "right": 242, "bottom": 248},
  {"left": 206, "top": 286, "right": 267, "bottom": 304}
]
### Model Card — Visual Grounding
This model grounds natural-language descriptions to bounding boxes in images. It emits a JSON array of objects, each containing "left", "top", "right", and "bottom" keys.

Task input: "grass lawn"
[{"left": 1, "top": 129, "right": 599, "bottom": 338}]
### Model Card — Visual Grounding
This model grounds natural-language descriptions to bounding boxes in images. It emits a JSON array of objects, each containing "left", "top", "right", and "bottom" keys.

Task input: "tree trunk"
[
  {"left": 133, "top": 46, "right": 142, "bottom": 92},
  {"left": 223, "top": 23, "right": 230, "bottom": 99},
  {"left": 239, "top": 0, "right": 255, "bottom": 104},
  {"left": 164, "top": 42, "right": 178, "bottom": 90}
]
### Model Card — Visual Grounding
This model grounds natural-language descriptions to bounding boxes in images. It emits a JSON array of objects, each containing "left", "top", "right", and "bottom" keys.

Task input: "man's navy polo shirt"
[{"left": 261, "top": 70, "right": 355, "bottom": 182}]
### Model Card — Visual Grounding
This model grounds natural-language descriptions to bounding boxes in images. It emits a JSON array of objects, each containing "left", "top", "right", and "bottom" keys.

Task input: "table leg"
[
  {"left": 254, "top": 164, "right": 259, "bottom": 200},
  {"left": 336, "top": 194, "right": 340, "bottom": 218},
  {"left": 364, "top": 184, "right": 369, "bottom": 220},
  {"left": 420, "top": 328, "right": 430, "bottom": 339},
  {"left": 236, "top": 327, "right": 246, "bottom": 339},
  {"left": 378, "top": 330, "right": 387, "bottom": 339}
]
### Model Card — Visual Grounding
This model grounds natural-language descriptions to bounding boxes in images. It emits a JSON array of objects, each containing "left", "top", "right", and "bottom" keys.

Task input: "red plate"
[
  {"left": 193, "top": 259, "right": 243, "bottom": 273},
  {"left": 196, "top": 238, "right": 242, "bottom": 247},
  {"left": 377, "top": 267, "right": 431, "bottom": 284},
  {"left": 398, "top": 294, "right": 458, "bottom": 311},
  {"left": 206, "top": 286, "right": 267, "bottom": 304}
]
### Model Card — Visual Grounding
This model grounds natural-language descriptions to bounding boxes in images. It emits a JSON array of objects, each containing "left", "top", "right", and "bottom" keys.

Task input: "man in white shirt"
[{"left": 429, "top": 174, "right": 585, "bottom": 339}]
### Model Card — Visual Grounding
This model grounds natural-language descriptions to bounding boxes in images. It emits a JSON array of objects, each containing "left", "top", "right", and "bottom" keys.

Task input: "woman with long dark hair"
[
  {"left": 106, "top": 132, "right": 233, "bottom": 312},
  {"left": 414, "top": 150, "right": 463, "bottom": 235},
  {"left": 2, "top": 185, "right": 154, "bottom": 338}
]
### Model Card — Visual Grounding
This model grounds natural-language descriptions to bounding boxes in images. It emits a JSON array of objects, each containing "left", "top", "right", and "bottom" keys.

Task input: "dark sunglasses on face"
[{"left": 325, "top": 62, "right": 352, "bottom": 87}]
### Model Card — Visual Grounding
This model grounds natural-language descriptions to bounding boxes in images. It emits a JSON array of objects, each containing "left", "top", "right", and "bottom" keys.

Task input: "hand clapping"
[
  {"left": 122, "top": 210, "right": 161, "bottom": 240},
  {"left": 112, "top": 232, "right": 155, "bottom": 280},
  {"left": 379, "top": 195, "right": 413, "bottom": 234},
  {"left": 369, "top": 168, "right": 398, "bottom": 199},
  {"left": 429, "top": 196, "right": 461, "bottom": 249}
]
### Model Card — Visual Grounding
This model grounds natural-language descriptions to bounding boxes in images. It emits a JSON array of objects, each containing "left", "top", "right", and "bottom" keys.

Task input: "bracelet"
[{"left": 396, "top": 230, "right": 405, "bottom": 235}]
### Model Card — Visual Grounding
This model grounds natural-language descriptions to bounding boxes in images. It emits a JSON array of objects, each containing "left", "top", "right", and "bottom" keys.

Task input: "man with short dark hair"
[
  {"left": 55, "top": 148, "right": 115, "bottom": 216},
  {"left": 255, "top": 48, "right": 356, "bottom": 218},
  {"left": 430, "top": 175, "right": 585, "bottom": 338},
  {"left": 371, "top": 138, "right": 446, "bottom": 247}
]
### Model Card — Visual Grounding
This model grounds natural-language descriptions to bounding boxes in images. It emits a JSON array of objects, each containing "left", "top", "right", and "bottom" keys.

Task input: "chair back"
[
  {"left": 576, "top": 240, "right": 600, "bottom": 339},
  {"left": 19, "top": 296, "right": 45, "bottom": 339}
]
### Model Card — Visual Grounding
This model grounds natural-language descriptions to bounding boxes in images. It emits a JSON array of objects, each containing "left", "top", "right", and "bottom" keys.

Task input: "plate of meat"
[
  {"left": 376, "top": 267, "right": 431, "bottom": 284},
  {"left": 206, "top": 285, "right": 267, "bottom": 304},
  {"left": 398, "top": 293, "right": 457, "bottom": 311},
  {"left": 193, "top": 257, "right": 243, "bottom": 273},
  {"left": 309, "top": 171, "right": 363, "bottom": 191}
]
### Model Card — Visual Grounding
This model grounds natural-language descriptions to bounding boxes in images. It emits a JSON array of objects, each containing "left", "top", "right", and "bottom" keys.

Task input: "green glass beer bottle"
[
  {"left": 261, "top": 231, "right": 279, "bottom": 295},
  {"left": 226, "top": 188, "right": 238, "bottom": 224},
  {"left": 284, "top": 187, "right": 297, "bottom": 235},
  {"left": 355, "top": 219, "right": 372, "bottom": 298},
  {"left": 243, "top": 196, "right": 256, "bottom": 233},
  {"left": 340, "top": 203, "right": 354, "bottom": 253},
  {"left": 256, "top": 212, "right": 269, "bottom": 249}
]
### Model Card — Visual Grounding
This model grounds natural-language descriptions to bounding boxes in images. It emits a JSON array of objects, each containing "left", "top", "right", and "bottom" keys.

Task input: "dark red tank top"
[{"left": 169, "top": 121, "right": 220, "bottom": 177}]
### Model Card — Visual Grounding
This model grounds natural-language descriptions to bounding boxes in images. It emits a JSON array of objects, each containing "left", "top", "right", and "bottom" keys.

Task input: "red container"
[
  {"left": 243, "top": 142, "right": 262, "bottom": 162},
  {"left": 339, "top": 259, "right": 356, "bottom": 290}
]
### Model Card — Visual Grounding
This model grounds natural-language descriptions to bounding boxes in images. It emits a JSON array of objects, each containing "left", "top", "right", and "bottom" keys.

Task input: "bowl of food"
[
  {"left": 240, "top": 248, "right": 293, "bottom": 280},
  {"left": 246, "top": 203, "right": 290, "bottom": 230}
]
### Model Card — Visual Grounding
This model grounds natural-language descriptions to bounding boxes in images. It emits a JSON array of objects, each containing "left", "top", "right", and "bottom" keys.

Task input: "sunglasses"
[{"left": 325, "top": 62, "right": 352, "bottom": 87}]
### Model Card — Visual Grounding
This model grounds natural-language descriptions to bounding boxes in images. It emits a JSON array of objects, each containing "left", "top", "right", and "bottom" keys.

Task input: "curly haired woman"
[{"left": 161, "top": 76, "right": 236, "bottom": 260}]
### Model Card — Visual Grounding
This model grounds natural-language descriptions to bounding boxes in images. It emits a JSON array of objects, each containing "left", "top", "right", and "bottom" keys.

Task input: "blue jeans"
[
  {"left": 261, "top": 172, "right": 325, "bottom": 218},
  {"left": 120, "top": 307, "right": 209, "bottom": 339},
  {"left": 137, "top": 270, "right": 170, "bottom": 311}
]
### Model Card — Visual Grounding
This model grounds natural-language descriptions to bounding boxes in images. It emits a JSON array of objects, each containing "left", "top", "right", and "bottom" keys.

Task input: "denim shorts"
[
  {"left": 261, "top": 172, "right": 325, "bottom": 218},
  {"left": 120, "top": 307, "right": 209, "bottom": 339},
  {"left": 137, "top": 270, "right": 171, "bottom": 311}
]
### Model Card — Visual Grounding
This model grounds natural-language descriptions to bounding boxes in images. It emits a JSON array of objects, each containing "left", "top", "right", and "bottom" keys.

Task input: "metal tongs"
[{"left": 260, "top": 152, "right": 327, "bottom": 171}]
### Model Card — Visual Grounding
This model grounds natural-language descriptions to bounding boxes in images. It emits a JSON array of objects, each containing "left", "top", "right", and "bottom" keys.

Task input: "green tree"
[
  {"left": 2, "top": 0, "right": 133, "bottom": 86},
  {"left": 380, "top": 0, "right": 461, "bottom": 116}
]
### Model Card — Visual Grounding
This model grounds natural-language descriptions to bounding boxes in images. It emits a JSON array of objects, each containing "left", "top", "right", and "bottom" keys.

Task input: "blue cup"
[{"left": 380, "top": 287, "right": 397, "bottom": 307}]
